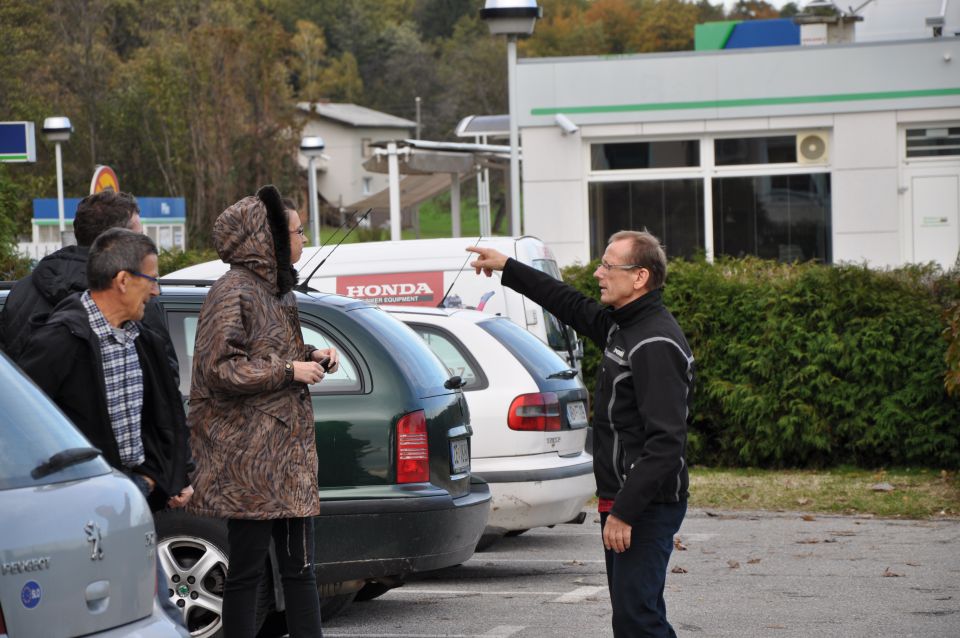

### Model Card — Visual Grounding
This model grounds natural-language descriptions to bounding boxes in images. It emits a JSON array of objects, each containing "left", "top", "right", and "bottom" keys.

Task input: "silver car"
[{"left": 0, "top": 353, "right": 181, "bottom": 637}]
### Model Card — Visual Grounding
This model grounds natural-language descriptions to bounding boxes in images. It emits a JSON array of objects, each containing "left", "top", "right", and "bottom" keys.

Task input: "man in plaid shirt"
[{"left": 18, "top": 228, "right": 192, "bottom": 508}]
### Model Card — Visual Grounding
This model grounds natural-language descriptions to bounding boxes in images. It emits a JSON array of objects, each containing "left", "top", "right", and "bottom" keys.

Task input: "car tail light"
[
  {"left": 0, "top": 602, "right": 6, "bottom": 635},
  {"left": 396, "top": 410, "right": 429, "bottom": 483},
  {"left": 508, "top": 392, "right": 561, "bottom": 431}
]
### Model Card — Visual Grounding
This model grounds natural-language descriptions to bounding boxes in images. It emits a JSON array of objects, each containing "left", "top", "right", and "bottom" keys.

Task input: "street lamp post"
[
  {"left": 481, "top": 0, "right": 540, "bottom": 236},
  {"left": 41, "top": 117, "right": 73, "bottom": 239},
  {"left": 300, "top": 135, "right": 326, "bottom": 247}
]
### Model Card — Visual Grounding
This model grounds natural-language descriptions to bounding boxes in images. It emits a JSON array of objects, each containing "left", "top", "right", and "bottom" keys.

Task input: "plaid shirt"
[{"left": 81, "top": 291, "right": 145, "bottom": 468}]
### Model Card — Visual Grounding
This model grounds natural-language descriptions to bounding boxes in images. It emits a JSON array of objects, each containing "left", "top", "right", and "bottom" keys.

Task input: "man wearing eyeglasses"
[
  {"left": 469, "top": 230, "right": 693, "bottom": 638},
  {"left": 18, "top": 227, "right": 192, "bottom": 510}
]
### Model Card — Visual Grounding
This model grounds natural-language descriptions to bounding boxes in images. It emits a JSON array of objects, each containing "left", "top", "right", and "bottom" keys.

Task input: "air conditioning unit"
[{"left": 796, "top": 131, "right": 830, "bottom": 165}]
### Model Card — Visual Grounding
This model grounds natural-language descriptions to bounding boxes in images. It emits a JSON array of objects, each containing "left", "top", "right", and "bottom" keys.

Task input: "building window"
[
  {"left": 361, "top": 138, "right": 372, "bottom": 158},
  {"left": 906, "top": 126, "right": 960, "bottom": 158},
  {"left": 590, "top": 140, "right": 699, "bottom": 171},
  {"left": 588, "top": 179, "right": 704, "bottom": 260},
  {"left": 715, "top": 136, "right": 796, "bottom": 165},
  {"left": 712, "top": 173, "right": 831, "bottom": 263},
  {"left": 362, "top": 177, "right": 372, "bottom": 195},
  {"left": 38, "top": 225, "right": 61, "bottom": 243}
]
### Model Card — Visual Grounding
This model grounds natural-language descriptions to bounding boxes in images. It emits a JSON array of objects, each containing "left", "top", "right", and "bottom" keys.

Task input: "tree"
[{"left": 728, "top": 0, "right": 780, "bottom": 20}]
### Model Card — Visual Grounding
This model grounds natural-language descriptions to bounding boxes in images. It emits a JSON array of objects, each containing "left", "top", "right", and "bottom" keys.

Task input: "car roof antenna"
[
  {"left": 437, "top": 236, "right": 485, "bottom": 308},
  {"left": 295, "top": 208, "right": 372, "bottom": 292}
]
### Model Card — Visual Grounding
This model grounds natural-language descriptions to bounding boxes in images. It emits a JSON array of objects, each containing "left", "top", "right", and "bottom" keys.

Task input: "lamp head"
[
  {"left": 481, "top": 0, "right": 541, "bottom": 36},
  {"left": 42, "top": 116, "right": 73, "bottom": 143},
  {"left": 299, "top": 135, "right": 326, "bottom": 158}
]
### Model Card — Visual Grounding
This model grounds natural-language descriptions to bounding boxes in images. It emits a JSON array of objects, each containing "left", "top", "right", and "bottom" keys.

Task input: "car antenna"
[
  {"left": 437, "top": 236, "right": 484, "bottom": 308},
  {"left": 296, "top": 208, "right": 360, "bottom": 275},
  {"left": 295, "top": 208, "right": 372, "bottom": 292}
]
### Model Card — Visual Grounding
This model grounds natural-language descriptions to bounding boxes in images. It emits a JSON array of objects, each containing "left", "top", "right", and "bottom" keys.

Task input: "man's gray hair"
[
  {"left": 608, "top": 230, "right": 668, "bottom": 290},
  {"left": 87, "top": 228, "right": 158, "bottom": 291}
]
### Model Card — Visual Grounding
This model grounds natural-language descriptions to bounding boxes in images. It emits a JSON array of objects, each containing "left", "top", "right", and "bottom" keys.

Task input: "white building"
[
  {"left": 516, "top": 34, "right": 960, "bottom": 269},
  {"left": 296, "top": 102, "right": 416, "bottom": 210}
]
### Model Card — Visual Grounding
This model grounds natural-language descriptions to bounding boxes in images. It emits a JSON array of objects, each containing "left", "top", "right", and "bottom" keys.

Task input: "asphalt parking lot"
[{"left": 323, "top": 507, "right": 960, "bottom": 637}]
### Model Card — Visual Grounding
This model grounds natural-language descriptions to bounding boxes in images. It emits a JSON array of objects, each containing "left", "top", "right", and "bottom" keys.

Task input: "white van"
[{"left": 166, "top": 236, "right": 582, "bottom": 366}]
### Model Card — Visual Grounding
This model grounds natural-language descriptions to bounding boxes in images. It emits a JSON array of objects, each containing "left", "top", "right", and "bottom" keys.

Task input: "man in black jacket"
[
  {"left": 0, "top": 191, "right": 176, "bottom": 379},
  {"left": 17, "top": 228, "right": 192, "bottom": 511},
  {"left": 469, "top": 230, "right": 693, "bottom": 638}
]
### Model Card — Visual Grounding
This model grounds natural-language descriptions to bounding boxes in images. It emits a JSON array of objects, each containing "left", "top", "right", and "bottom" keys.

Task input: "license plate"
[
  {"left": 566, "top": 401, "right": 588, "bottom": 428},
  {"left": 450, "top": 438, "right": 470, "bottom": 474}
]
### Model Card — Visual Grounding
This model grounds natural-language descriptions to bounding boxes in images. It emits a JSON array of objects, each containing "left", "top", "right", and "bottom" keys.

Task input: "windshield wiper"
[
  {"left": 444, "top": 376, "right": 467, "bottom": 390},
  {"left": 547, "top": 368, "right": 578, "bottom": 380},
  {"left": 31, "top": 447, "right": 101, "bottom": 479}
]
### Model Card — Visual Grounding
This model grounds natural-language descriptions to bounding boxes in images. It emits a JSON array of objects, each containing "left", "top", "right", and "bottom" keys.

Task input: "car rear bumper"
[
  {"left": 472, "top": 453, "right": 595, "bottom": 532},
  {"left": 312, "top": 480, "right": 491, "bottom": 583},
  {"left": 81, "top": 601, "right": 185, "bottom": 637}
]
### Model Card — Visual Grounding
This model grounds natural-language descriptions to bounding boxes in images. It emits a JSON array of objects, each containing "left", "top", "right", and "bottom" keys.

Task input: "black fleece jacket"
[
  {"left": 501, "top": 258, "right": 694, "bottom": 525},
  {"left": 17, "top": 293, "right": 191, "bottom": 511}
]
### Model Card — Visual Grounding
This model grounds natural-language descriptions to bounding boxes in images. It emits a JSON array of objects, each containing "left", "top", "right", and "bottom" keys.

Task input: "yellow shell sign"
[{"left": 90, "top": 165, "right": 119, "bottom": 194}]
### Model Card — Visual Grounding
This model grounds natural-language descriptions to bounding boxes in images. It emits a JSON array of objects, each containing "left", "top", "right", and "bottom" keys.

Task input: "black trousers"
[
  {"left": 601, "top": 501, "right": 687, "bottom": 638},
  {"left": 223, "top": 517, "right": 323, "bottom": 638}
]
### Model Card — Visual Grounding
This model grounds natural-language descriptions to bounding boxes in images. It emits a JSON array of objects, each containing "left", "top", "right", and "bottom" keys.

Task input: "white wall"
[{"left": 299, "top": 120, "right": 410, "bottom": 208}]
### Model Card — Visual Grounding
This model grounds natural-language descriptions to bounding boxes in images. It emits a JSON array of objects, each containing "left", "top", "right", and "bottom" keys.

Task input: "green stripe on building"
[
  {"left": 0, "top": 154, "right": 28, "bottom": 161},
  {"left": 531, "top": 87, "right": 960, "bottom": 116}
]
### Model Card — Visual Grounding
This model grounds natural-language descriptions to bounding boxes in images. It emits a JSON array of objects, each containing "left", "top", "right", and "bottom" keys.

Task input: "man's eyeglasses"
[
  {"left": 126, "top": 270, "right": 161, "bottom": 291},
  {"left": 599, "top": 260, "right": 643, "bottom": 272}
]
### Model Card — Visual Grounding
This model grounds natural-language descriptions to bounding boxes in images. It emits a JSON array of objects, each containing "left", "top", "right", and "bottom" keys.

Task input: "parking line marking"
[
  {"left": 325, "top": 629, "right": 526, "bottom": 638},
  {"left": 550, "top": 585, "right": 607, "bottom": 604},
  {"left": 467, "top": 558, "right": 605, "bottom": 564},
  {"left": 386, "top": 588, "right": 566, "bottom": 596}
]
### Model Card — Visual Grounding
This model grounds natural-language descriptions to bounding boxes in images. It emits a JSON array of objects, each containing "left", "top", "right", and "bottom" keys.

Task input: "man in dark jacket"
[
  {"left": 469, "top": 230, "right": 694, "bottom": 638},
  {"left": 17, "top": 228, "right": 192, "bottom": 511},
  {"left": 0, "top": 190, "right": 176, "bottom": 379}
]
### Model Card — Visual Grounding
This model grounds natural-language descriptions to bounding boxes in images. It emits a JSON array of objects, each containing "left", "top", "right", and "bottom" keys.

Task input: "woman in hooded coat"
[{"left": 188, "top": 185, "right": 338, "bottom": 637}]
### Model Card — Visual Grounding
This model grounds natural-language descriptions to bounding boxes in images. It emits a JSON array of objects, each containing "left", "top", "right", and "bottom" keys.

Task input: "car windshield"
[
  {"left": 0, "top": 355, "right": 111, "bottom": 490},
  {"left": 477, "top": 317, "right": 573, "bottom": 383},
  {"left": 351, "top": 306, "right": 455, "bottom": 397}
]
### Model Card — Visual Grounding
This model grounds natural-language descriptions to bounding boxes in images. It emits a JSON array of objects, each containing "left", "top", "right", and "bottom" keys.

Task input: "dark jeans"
[
  {"left": 601, "top": 501, "right": 687, "bottom": 638},
  {"left": 223, "top": 517, "right": 323, "bottom": 638}
]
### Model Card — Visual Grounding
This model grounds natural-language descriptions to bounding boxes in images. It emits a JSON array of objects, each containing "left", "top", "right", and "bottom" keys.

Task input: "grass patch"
[{"left": 688, "top": 467, "right": 960, "bottom": 518}]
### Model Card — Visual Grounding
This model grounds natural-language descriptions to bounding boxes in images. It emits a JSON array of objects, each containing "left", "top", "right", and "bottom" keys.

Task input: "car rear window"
[
  {"left": 0, "top": 356, "right": 111, "bottom": 490},
  {"left": 477, "top": 317, "right": 574, "bottom": 384},
  {"left": 531, "top": 258, "right": 579, "bottom": 353},
  {"left": 405, "top": 323, "right": 488, "bottom": 391},
  {"left": 351, "top": 307, "right": 455, "bottom": 397}
]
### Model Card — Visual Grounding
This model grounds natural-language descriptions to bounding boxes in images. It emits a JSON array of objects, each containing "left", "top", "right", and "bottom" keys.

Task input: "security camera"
[{"left": 554, "top": 113, "right": 579, "bottom": 136}]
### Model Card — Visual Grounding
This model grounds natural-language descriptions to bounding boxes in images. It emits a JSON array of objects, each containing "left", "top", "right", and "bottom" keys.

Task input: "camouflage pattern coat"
[{"left": 187, "top": 186, "right": 320, "bottom": 520}]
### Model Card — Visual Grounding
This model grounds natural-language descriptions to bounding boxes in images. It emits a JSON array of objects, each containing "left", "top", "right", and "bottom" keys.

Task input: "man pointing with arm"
[{"left": 468, "top": 230, "right": 694, "bottom": 638}]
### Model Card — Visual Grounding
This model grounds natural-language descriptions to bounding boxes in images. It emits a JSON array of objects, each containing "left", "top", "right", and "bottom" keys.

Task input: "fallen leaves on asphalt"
[
  {"left": 727, "top": 560, "right": 740, "bottom": 569},
  {"left": 671, "top": 566, "right": 688, "bottom": 574},
  {"left": 674, "top": 538, "right": 688, "bottom": 551},
  {"left": 747, "top": 558, "right": 762, "bottom": 564},
  {"left": 801, "top": 514, "right": 816, "bottom": 522},
  {"left": 882, "top": 567, "right": 903, "bottom": 577}
]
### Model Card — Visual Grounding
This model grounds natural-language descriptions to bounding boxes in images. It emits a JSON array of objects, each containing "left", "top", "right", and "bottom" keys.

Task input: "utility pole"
[{"left": 415, "top": 96, "right": 422, "bottom": 139}]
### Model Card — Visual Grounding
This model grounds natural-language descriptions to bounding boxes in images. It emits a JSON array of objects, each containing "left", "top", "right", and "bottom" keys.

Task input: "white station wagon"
[{"left": 386, "top": 307, "right": 595, "bottom": 549}]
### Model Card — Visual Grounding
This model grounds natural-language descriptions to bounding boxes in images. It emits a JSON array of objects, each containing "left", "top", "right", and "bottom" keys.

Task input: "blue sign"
[
  {"left": 33, "top": 197, "right": 187, "bottom": 222},
  {"left": 0, "top": 122, "right": 37, "bottom": 163},
  {"left": 21, "top": 580, "right": 42, "bottom": 608}
]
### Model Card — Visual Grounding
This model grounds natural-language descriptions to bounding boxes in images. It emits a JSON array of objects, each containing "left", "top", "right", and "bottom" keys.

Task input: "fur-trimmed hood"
[{"left": 212, "top": 185, "right": 297, "bottom": 296}]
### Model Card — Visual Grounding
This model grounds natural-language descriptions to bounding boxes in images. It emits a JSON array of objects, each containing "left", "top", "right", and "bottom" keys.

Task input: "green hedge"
[
  {"left": 562, "top": 257, "right": 960, "bottom": 469},
  {"left": 158, "top": 248, "right": 219, "bottom": 276}
]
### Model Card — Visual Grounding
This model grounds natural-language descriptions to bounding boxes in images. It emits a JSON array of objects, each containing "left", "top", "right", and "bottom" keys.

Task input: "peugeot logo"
[{"left": 84, "top": 522, "right": 104, "bottom": 561}]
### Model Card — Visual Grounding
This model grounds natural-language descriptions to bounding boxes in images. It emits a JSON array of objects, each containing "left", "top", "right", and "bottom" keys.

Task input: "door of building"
[{"left": 904, "top": 167, "right": 960, "bottom": 268}]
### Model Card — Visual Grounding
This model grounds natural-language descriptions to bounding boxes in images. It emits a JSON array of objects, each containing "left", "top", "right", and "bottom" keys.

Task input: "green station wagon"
[{"left": 1, "top": 285, "right": 490, "bottom": 637}]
